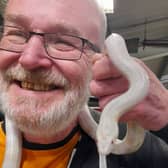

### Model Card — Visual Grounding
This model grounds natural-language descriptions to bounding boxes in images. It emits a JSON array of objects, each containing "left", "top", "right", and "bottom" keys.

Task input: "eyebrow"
[
  {"left": 5, "top": 14, "right": 81, "bottom": 36},
  {"left": 5, "top": 14, "right": 30, "bottom": 26}
]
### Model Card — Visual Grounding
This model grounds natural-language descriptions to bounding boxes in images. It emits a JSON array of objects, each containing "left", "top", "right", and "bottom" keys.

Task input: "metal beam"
[
  {"left": 158, "top": 56, "right": 168, "bottom": 78},
  {"left": 141, "top": 52, "right": 168, "bottom": 61}
]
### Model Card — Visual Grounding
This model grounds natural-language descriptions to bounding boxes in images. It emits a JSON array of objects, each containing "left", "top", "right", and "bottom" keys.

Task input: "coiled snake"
[{"left": 79, "top": 34, "right": 149, "bottom": 167}]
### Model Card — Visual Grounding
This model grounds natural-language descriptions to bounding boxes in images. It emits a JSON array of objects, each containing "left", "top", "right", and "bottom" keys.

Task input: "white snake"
[
  {"left": 2, "top": 116, "right": 22, "bottom": 168},
  {"left": 2, "top": 33, "right": 149, "bottom": 168},
  {"left": 79, "top": 34, "right": 149, "bottom": 167}
]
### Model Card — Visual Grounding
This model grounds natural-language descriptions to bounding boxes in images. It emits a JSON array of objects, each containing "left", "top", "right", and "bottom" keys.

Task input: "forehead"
[{"left": 5, "top": 0, "right": 101, "bottom": 37}]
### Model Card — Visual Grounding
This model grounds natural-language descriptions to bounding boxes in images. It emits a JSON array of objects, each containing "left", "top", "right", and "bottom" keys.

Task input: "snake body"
[
  {"left": 79, "top": 33, "right": 149, "bottom": 155},
  {"left": 2, "top": 116, "right": 22, "bottom": 168}
]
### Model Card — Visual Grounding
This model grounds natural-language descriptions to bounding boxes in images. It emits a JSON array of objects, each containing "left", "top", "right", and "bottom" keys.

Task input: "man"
[{"left": 0, "top": 0, "right": 168, "bottom": 167}]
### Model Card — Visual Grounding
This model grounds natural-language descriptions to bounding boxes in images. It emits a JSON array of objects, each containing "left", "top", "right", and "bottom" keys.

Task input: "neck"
[{"left": 23, "top": 120, "right": 78, "bottom": 144}]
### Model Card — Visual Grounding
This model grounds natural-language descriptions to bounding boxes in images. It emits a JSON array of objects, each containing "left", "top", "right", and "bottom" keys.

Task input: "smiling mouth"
[{"left": 14, "top": 80, "right": 60, "bottom": 91}]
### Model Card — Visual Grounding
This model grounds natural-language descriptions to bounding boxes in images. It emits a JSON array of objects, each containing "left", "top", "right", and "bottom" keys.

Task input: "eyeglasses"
[{"left": 0, "top": 25, "right": 100, "bottom": 60}]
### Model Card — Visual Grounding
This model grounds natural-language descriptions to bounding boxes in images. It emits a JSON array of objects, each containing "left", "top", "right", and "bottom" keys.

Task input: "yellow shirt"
[{"left": 0, "top": 123, "right": 80, "bottom": 168}]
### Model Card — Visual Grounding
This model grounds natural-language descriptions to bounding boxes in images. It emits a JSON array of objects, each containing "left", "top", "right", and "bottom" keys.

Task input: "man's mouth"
[{"left": 14, "top": 80, "right": 60, "bottom": 91}]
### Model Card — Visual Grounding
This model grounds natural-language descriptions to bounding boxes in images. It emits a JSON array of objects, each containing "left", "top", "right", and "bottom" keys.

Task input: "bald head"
[
  {"left": 66, "top": 0, "right": 107, "bottom": 48},
  {"left": 4, "top": 0, "right": 107, "bottom": 50}
]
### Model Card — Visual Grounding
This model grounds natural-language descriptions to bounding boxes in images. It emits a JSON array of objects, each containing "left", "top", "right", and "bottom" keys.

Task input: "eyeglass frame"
[{"left": 0, "top": 25, "right": 101, "bottom": 61}]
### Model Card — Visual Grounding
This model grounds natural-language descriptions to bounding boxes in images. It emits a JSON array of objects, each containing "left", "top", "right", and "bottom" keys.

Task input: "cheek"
[
  {"left": 0, "top": 51, "right": 19, "bottom": 69},
  {"left": 64, "top": 62, "right": 86, "bottom": 81},
  {"left": 55, "top": 59, "right": 91, "bottom": 83}
]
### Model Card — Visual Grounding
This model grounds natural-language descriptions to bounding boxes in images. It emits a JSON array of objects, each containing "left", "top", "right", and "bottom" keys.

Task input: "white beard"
[{"left": 0, "top": 64, "right": 91, "bottom": 137}]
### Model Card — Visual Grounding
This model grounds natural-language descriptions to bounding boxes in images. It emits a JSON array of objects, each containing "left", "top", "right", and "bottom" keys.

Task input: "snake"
[
  {"left": 2, "top": 116, "right": 22, "bottom": 168},
  {"left": 79, "top": 33, "right": 149, "bottom": 167},
  {"left": 2, "top": 33, "right": 149, "bottom": 168}
]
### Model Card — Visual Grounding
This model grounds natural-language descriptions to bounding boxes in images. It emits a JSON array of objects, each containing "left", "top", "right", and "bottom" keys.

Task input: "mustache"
[{"left": 3, "top": 64, "right": 69, "bottom": 87}]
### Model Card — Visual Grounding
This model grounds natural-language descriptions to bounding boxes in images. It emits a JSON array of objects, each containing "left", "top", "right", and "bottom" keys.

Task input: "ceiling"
[{"left": 106, "top": 0, "right": 168, "bottom": 88}]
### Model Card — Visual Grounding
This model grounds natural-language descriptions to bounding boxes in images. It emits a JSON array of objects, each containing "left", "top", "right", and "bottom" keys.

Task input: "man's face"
[{"left": 0, "top": 0, "right": 100, "bottom": 136}]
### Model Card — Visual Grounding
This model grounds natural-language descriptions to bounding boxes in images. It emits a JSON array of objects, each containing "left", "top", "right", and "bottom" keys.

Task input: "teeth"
[{"left": 21, "top": 81, "right": 55, "bottom": 91}]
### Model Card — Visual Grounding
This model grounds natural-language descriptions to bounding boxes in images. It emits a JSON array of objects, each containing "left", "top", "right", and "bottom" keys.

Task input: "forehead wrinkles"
[
  {"left": 5, "top": 0, "right": 102, "bottom": 36},
  {"left": 6, "top": 0, "right": 100, "bottom": 22}
]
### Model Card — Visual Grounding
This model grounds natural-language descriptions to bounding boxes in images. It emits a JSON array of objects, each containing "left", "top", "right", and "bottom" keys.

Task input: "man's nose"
[{"left": 18, "top": 36, "right": 52, "bottom": 70}]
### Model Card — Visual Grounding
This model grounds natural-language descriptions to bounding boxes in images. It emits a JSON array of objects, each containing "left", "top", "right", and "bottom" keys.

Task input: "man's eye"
[
  {"left": 48, "top": 35, "right": 81, "bottom": 52},
  {"left": 5, "top": 30, "right": 27, "bottom": 44},
  {"left": 6, "top": 30, "right": 25, "bottom": 36},
  {"left": 51, "top": 40, "right": 75, "bottom": 51}
]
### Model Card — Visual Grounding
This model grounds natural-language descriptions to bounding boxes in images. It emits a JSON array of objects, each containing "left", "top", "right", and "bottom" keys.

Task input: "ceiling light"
[{"left": 97, "top": 0, "right": 114, "bottom": 13}]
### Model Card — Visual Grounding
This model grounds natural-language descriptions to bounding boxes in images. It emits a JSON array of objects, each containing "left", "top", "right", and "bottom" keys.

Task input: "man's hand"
[{"left": 90, "top": 54, "right": 168, "bottom": 131}]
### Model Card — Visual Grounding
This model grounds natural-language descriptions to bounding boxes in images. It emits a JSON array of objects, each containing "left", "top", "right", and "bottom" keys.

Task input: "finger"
[
  {"left": 98, "top": 94, "right": 122, "bottom": 109},
  {"left": 118, "top": 100, "right": 161, "bottom": 130},
  {"left": 90, "top": 77, "right": 129, "bottom": 97},
  {"left": 119, "top": 102, "right": 146, "bottom": 122},
  {"left": 91, "top": 53, "right": 103, "bottom": 64},
  {"left": 92, "top": 55, "right": 122, "bottom": 80}
]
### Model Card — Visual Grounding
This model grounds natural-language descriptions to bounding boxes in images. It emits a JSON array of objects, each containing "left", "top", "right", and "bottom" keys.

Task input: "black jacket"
[
  {"left": 70, "top": 128, "right": 168, "bottom": 168},
  {"left": 70, "top": 110, "right": 168, "bottom": 168}
]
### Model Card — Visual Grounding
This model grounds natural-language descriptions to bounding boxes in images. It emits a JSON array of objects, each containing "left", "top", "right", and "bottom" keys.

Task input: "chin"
[
  {"left": 0, "top": 85, "right": 90, "bottom": 136},
  {"left": 0, "top": 64, "right": 92, "bottom": 135}
]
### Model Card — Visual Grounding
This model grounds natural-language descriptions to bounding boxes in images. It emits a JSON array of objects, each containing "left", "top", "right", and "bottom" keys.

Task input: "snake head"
[{"left": 97, "top": 119, "right": 119, "bottom": 155}]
